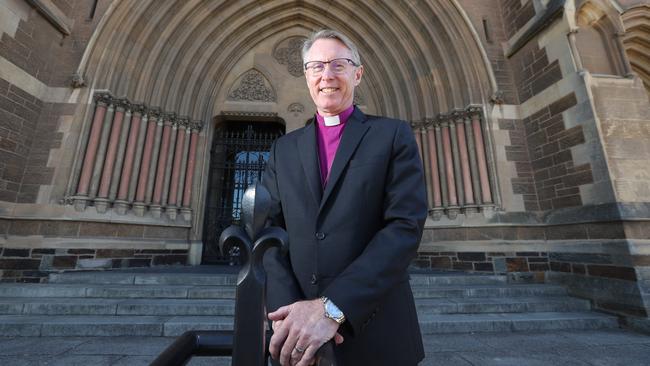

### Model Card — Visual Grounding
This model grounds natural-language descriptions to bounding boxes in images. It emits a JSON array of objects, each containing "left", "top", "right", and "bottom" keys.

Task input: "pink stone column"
[
  {"left": 97, "top": 102, "right": 126, "bottom": 202},
  {"left": 135, "top": 114, "right": 158, "bottom": 204},
  {"left": 117, "top": 108, "right": 142, "bottom": 201},
  {"left": 76, "top": 96, "right": 109, "bottom": 197},
  {"left": 472, "top": 112, "right": 493, "bottom": 204},
  {"left": 413, "top": 126, "right": 423, "bottom": 161},
  {"left": 168, "top": 121, "right": 187, "bottom": 207},
  {"left": 181, "top": 121, "right": 203, "bottom": 221},
  {"left": 426, "top": 126, "right": 441, "bottom": 208},
  {"left": 152, "top": 119, "right": 172, "bottom": 206},
  {"left": 182, "top": 124, "right": 200, "bottom": 211},
  {"left": 149, "top": 117, "right": 172, "bottom": 217},
  {"left": 441, "top": 122, "right": 457, "bottom": 207},
  {"left": 456, "top": 117, "right": 475, "bottom": 205}
]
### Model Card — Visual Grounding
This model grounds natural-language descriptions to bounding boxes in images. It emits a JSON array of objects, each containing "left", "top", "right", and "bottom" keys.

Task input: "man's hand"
[{"left": 268, "top": 299, "right": 344, "bottom": 366}]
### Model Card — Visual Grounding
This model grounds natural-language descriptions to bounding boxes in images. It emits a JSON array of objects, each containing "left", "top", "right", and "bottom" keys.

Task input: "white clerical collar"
[{"left": 323, "top": 115, "right": 341, "bottom": 127}]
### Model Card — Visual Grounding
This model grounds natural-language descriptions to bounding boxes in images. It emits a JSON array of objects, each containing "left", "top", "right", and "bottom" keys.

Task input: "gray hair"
[{"left": 301, "top": 29, "right": 361, "bottom": 65}]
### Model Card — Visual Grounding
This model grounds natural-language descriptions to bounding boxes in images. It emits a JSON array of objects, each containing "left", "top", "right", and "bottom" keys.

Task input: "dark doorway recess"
[{"left": 202, "top": 119, "right": 284, "bottom": 264}]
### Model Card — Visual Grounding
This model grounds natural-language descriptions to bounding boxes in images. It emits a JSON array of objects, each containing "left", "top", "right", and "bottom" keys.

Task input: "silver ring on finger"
[{"left": 294, "top": 346, "right": 305, "bottom": 354}]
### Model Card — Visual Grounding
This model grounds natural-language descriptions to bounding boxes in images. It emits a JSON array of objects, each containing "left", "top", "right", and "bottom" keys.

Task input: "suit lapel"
[
  {"left": 297, "top": 120, "right": 322, "bottom": 205},
  {"left": 319, "top": 108, "right": 370, "bottom": 212}
]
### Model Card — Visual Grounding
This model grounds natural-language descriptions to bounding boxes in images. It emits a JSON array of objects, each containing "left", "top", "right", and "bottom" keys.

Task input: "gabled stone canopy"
[{"left": 77, "top": 0, "right": 495, "bottom": 123}]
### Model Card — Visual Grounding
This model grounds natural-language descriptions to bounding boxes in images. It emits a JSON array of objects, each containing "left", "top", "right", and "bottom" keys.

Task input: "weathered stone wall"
[
  {"left": 501, "top": 0, "right": 537, "bottom": 39},
  {"left": 418, "top": 221, "right": 650, "bottom": 316},
  {"left": 0, "top": 218, "right": 190, "bottom": 282}
]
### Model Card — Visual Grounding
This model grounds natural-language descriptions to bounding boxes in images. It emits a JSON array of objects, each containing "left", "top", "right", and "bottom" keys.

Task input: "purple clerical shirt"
[{"left": 315, "top": 105, "right": 355, "bottom": 187}]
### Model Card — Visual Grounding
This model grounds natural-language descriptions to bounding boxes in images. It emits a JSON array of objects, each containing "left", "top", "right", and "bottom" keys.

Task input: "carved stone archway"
[{"left": 69, "top": 0, "right": 496, "bottom": 259}]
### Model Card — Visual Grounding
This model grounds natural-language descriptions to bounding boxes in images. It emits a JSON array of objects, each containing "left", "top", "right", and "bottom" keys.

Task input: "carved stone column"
[
  {"left": 449, "top": 116, "right": 464, "bottom": 210},
  {"left": 167, "top": 118, "right": 188, "bottom": 220},
  {"left": 464, "top": 114, "right": 482, "bottom": 205},
  {"left": 176, "top": 124, "right": 192, "bottom": 209},
  {"left": 115, "top": 105, "right": 144, "bottom": 215},
  {"left": 74, "top": 93, "right": 110, "bottom": 211},
  {"left": 88, "top": 99, "right": 115, "bottom": 201},
  {"left": 133, "top": 110, "right": 160, "bottom": 216},
  {"left": 419, "top": 126, "right": 434, "bottom": 210},
  {"left": 426, "top": 124, "right": 443, "bottom": 220},
  {"left": 145, "top": 114, "right": 165, "bottom": 206},
  {"left": 109, "top": 103, "right": 133, "bottom": 202},
  {"left": 128, "top": 111, "right": 148, "bottom": 204},
  {"left": 471, "top": 110, "right": 493, "bottom": 205},
  {"left": 455, "top": 112, "right": 477, "bottom": 213},
  {"left": 96, "top": 99, "right": 127, "bottom": 213},
  {"left": 442, "top": 120, "right": 459, "bottom": 219},
  {"left": 181, "top": 121, "right": 203, "bottom": 221},
  {"left": 162, "top": 118, "right": 178, "bottom": 208},
  {"left": 151, "top": 114, "right": 174, "bottom": 218},
  {"left": 435, "top": 121, "right": 448, "bottom": 211}
]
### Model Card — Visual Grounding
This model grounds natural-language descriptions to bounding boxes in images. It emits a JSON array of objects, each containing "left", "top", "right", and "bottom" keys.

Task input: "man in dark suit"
[{"left": 262, "top": 29, "right": 427, "bottom": 366}]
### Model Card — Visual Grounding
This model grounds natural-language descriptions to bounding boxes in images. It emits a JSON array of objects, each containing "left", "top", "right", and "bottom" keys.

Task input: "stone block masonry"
[
  {"left": 0, "top": 247, "right": 189, "bottom": 283},
  {"left": 501, "top": 0, "right": 537, "bottom": 39},
  {"left": 417, "top": 220, "right": 650, "bottom": 316},
  {"left": 0, "top": 79, "right": 44, "bottom": 203},
  {"left": 0, "top": 218, "right": 191, "bottom": 282}
]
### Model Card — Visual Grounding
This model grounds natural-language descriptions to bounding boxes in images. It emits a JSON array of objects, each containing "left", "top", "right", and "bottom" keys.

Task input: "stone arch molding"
[
  {"left": 622, "top": 5, "right": 650, "bottom": 95},
  {"left": 76, "top": 0, "right": 496, "bottom": 123}
]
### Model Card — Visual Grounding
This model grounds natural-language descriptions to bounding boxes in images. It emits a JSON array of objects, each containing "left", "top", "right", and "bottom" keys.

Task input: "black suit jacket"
[{"left": 262, "top": 107, "right": 427, "bottom": 365}]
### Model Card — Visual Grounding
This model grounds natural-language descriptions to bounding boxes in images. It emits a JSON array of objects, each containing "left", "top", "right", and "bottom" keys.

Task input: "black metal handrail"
[{"left": 150, "top": 183, "right": 337, "bottom": 366}]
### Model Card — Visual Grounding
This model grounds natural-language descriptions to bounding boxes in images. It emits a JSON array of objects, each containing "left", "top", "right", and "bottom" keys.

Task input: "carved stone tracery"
[
  {"left": 228, "top": 69, "right": 276, "bottom": 102},
  {"left": 273, "top": 36, "right": 307, "bottom": 77}
]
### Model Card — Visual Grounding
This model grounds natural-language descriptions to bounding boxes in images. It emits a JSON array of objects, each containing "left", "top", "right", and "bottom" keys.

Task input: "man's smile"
[{"left": 319, "top": 87, "right": 339, "bottom": 94}]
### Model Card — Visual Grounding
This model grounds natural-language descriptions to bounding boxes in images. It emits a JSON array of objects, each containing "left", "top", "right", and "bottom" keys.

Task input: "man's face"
[{"left": 304, "top": 38, "right": 363, "bottom": 116}]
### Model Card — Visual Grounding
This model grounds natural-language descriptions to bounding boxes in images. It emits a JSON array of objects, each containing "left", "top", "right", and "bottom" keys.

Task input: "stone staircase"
[{"left": 0, "top": 268, "right": 619, "bottom": 337}]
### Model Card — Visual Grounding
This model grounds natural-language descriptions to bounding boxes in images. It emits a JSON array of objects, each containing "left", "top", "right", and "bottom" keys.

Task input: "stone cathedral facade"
[{"left": 1, "top": 0, "right": 650, "bottom": 320}]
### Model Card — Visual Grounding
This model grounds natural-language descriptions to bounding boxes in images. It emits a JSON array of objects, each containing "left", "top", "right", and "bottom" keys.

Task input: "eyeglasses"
[{"left": 303, "top": 58, "right": 359, "bottom": 76}]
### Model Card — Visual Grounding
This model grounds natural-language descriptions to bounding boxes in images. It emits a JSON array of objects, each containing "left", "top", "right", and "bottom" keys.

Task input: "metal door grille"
[{"left": 202, "top": 122, "right": 283, "bottom": 264}]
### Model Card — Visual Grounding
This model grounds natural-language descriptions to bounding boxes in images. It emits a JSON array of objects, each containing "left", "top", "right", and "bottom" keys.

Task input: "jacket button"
[
  {"left": 315, "top": 232, "right": 326, "bottom": 240},
  {"left": 311, "top": 274, "right": 318, "bottom": 284}
]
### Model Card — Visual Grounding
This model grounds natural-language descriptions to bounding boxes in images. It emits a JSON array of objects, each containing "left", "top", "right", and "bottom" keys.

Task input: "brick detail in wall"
[
  {"left": 501, "top": 0, "right": 536, "bottom": 39},
  {"left": 458, "top": 0, "right": 519, "bottom": 104},
  {"left": 502, "top": 93, "right": 591, "bottom": 211},
  {"left": 0, "top": 78, "right": 75, "bottom": 203},
  {"left": 510, "top": 40, "right": 563, "bottom": 103},
  {"left": 0, "top": 79, "right": 44, "bottom": 203},
  {"left": 525, "top": 93, "right": 592, "bottom": 210},
  {"left": 0, "top": 219, "right": 190, "bottom": 240},
  {"left": 414, "top": 251, "right": 549, "bottom": 273},
  {"left": 414, "top": 249, "right": 639, "bottom": 282},
  {"left": 0, "top": 247, "right": 188, "bottom": 283},
  {"left": 0, "top": 1, "right": 107, "bottom": 87}
]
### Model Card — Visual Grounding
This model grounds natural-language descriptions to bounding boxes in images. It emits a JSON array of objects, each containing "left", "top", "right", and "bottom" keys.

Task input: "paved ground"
[{"left": 1, "top": 328, "right": 650, "bottom": 365}]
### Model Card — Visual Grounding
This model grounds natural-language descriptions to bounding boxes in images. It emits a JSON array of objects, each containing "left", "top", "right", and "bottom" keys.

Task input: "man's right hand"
[{"left": 269, "top": 301, "right": 344, "bottom": 366}]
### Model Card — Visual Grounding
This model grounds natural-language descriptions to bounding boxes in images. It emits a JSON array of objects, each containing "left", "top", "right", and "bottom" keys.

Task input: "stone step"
[
  {"left": 411, "top": 284, "right": 568, "bottom": 298},
  {"left": 48, "top": 272, "right": 239, "bottom": 286},
  {"left": 0, "top": 284, "right": 235, "bottom": 299},
  {"left": 0, "top": 315, "right": 232, "bottom": 337},
  {"left": 408, "top": 274, "right": 507, "bottom": 286},
  {"left": 48, "top": 271, "right": 507, "bottom": 287},
  {"left": 0, "top": 283, "right": 565, "bottom": 300},
  {"left": 415, "top": 296, "right": 591, "bottom": 314},
  {"left": 0, "top": 311, "right": 617, "bottom": 337},
  {"left": 418, "top": 311, "right": 619, "bottom": 334},
  {"left": 0, "top": 298, "right": 235, "bottom": 316},
  {"left": 0, "top": 296, "right": 589, "bottom": 316}
]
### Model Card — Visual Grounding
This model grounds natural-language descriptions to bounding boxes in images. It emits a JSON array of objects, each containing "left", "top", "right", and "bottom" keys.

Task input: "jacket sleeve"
[
  {"left": 321, "top": 121, "right": 427, "bottom": 336},
  {"left": 262, "top": 140, "right": 305, "bottom": 312}
]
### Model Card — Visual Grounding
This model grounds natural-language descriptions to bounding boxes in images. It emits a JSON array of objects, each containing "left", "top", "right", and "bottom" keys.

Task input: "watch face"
[{"left": 326, "top": 300, "right": 343, "bottom": 318}]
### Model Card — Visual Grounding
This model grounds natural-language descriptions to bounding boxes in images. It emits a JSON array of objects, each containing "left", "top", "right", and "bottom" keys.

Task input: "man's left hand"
[{"left": 268, "top": 299, "right": 342, "bottom": 366}]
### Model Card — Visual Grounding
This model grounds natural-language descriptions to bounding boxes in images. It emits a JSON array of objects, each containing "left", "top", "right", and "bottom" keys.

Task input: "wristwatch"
[{"left": 321, "top": 296, "right": 346, "bottom": 324}]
